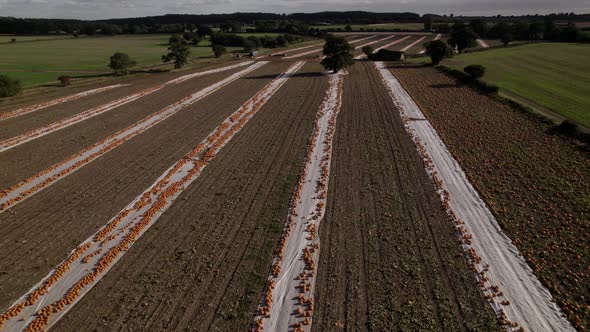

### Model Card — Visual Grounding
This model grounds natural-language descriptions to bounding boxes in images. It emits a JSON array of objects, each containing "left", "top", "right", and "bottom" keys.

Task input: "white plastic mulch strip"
[
  {"left": 354, "top": 34, "right": 395, "bottom": 50},
  {"left": 271, "top": 43, "right": 324, "bottom": 56},
  {"left": 0, "top": 61, "right": 305, "bottom": 332},
  {"left": 374, "top": 61, "right": 574, "bottom": 332},
  {"left": 477, "top": 39, "right": 490, "bottom": 48},
  {"left": 354, "top": 35, "right": 411, "bottom": 59},
  {"left": 0, "top": 61, "right": 254, "bottom": 153},
  {"left": 253, "top": 71, "right": 344, "bottom": 332},
  {"left": 284, "top": 35, "right": 375, "bottom": 59},
  {"left": 0, "top": 61, "right": 267, "bottom": 213},
  {"left": 0, "top": 84, "right": 127, "bottom": 122},
  {"left": 400, "top": 36, "right": 427, "bottom": 52}
]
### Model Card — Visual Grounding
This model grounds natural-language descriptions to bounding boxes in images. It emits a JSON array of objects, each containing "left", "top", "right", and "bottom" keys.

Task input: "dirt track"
[
  {"left": 0, "top": 61, "right": 291, "bottom": 311},
  {"left": 312, "top": 62, "right": 498, "bottom": 331},
  {"left": 19, "top": 62, "right": 329, "bottom": 331}
]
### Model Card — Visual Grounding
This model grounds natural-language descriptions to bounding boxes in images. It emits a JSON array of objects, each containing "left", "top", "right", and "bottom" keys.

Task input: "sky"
[{"left": 0, "top": 0, "right": 587, "bottom": 20}]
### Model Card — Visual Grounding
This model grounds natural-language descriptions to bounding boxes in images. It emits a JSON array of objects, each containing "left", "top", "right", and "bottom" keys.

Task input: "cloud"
[{"left": 0, "top": 0, "right": 587, "bottom": 19}]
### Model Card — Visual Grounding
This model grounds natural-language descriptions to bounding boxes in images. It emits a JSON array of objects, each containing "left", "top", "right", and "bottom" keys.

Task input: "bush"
[
  {"left": 58, "top": 75, "right": 71, "bottom": 87},
  {"left": 10, "top": 38, "right": 16, "bottom": 43},
  {"left": 362, "top": 45, "right": 374, "bottom": 57},
  {"left": 0, "top": 75, "right": 22, "bottom": 98},
  {"left": 109, "top": 52, "right": 137, "bottom": 76},
  {"left": 212, "top": 44, "right": 226, "bottom": 58},
  {"left": 464, "top": 64, "right": 486, "bottom": 79}
]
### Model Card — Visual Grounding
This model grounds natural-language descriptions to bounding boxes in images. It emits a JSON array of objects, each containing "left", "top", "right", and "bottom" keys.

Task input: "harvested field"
[
  {"left": 312, "top": 62, "right": 498, "bottom": 331},
  {"left": 0, "top": 61, "right": 292, "bottom": 313},
  {"left": 45, "top": 62, "right": 329, "bottom": 331},
  {"left": 391, "top": 64, "right": 590, "bottom": 330}
]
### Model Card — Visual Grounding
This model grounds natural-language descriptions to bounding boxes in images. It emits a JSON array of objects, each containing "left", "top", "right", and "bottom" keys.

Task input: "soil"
[
  {"left": 50, "top": 62, "right": 328, "bottom": 331},
  {"left": 391, "top": 65, "right": 590, "bottom": 330},
  {"left": 312, "top": 62, "right": 499, "bottom": 331},
  {"left": 0, "top": 63, "right": 257, "bottom": 189},
  {"left": 0, "top": 61, "right": 291, "bottom": 311}
]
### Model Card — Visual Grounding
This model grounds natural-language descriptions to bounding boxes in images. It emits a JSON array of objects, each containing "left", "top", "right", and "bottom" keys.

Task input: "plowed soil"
[
  {"left": 0, "top": 63, "right": 256, "bottom": 189},
  {"left": 43, "top": 63, "right": 327, "bottom": 331},
  {"left": 0, "top": 61, "right": 291, "bottom": 311},
  {"left": 391, "top": 64, "right": 590, "bottom": 330},
  {"left": 312, "top": 62, "right": 499, "bottom": 331}
]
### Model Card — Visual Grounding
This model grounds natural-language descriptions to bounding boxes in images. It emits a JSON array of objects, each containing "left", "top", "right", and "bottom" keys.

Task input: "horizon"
[{"left": 0, "top": 0, "right": 588, "bottom": 20}]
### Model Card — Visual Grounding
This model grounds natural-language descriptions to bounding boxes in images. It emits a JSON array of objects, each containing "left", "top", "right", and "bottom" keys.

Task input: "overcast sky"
[{"left": 0, "top": 0, "right": 587, "bottom": 20}]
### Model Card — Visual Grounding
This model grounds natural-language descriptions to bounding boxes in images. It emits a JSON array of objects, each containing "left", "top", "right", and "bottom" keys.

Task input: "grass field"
[
  {"left": 0, "top": 35, "right": 74, "bottom": 43},
  {"left": 0, "top": 34, "right": 245, "bottom": 87},
  {"left": 441, "top": 43, "right": 590, "bottom": 127},
  {"left": 312, "top": 22, "right": 424, "bottom": 31}
]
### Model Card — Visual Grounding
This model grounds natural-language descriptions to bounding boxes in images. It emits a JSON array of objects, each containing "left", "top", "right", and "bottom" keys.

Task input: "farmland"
[
  {"left": 0, "top": 34, "right": 288, "bottom": 87},
  {"left": 0, "top": 31, "right": 585, "bottom": 332},
  {"left": 312, "top": 22, "right": 424, "bottom": 31},
  {"left": 441, "top": 43, "right": 590, "bottom": 127}
]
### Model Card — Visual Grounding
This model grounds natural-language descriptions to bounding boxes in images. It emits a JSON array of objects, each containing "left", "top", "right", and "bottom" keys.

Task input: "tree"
[
  {"left": 197, "top": 25, "right": 213, "bottom": 37},
  {"left": 448, "top": 23, "right": 477, "bottom": 53},
  {"left": 345, "top": 25, "right": 352, "bottom": 32},
  {"left": 10, "top": 38, "right": 16, "bottom": 43},
  {"left": 424, "top": 40, "right": 452, "bottom": 65},
  {"left": 361, "top": 45, "right": 374, "bottom": 57},
  {"left": 109, "top": 52, "right": 136, "bottom": 75},
  {"left": 500, "top": 32, "right": 513, "bottom": 46},
  {"left": 169, "top": 34, "right": 183, "bottom": 45},
  {"left": 242, "top": 40, "right": 257, "bottom": 53},
  {"left": 424, "top": 15, "right": 433, "bottom": 31},
  {"left": 163, "top": 41, "right": 191, "bottom": 68},
  {"left": 0, "top": 75, "right": 22, "bottom": 98},
  {"left": 464, "top": 64, "right": 486, "bottom": 79},
  {"left": 58, "top": 75, "right": 71, "bottom": 87},
  {"left": 212, "top": 44, "right": 227, "bottom": 58},
  {"left": 320, "top": 35, "right": 354, "bottom": 73}
]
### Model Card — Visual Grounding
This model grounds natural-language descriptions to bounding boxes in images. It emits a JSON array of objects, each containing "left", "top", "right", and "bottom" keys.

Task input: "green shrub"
[
  {"left": 0, "top": 75, "right": 22, "bottom": 98},
  {"left": 109, "top": 52, "right": 136, "bottom": 76},
  {"left": 58, "top": 75, "right": 71, "bottom": 87},
  {"left": 464, "top": 64, "right": 486, "bottom": 79},
  {"left": 212, "top": 44, "right": 227, "bottom": 58}
]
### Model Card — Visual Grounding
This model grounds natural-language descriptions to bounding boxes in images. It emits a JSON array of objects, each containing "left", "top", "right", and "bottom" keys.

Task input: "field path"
[
  {"left": 0, "top": 61, "right": 306, "bottom": 332},
  {"left": 376, "top": 62, "right": 574, "bottom": 332},
  {"left": 0, "top": 61, "right": 254, "bottom": 152}
]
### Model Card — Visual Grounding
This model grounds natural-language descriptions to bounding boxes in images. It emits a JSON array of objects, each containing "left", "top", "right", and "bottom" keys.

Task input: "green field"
[
  {"left": 441, "top": 43, "right": 590, "bottom": 127},
  {"left": 0, "top": 34, "right": 246, "bottom": 87},
  {"left": 312, "top": 22, "right": 424, "bottom": 31},
  {"left": 0, "top": 35, "right": 74, "bottom": 43}
]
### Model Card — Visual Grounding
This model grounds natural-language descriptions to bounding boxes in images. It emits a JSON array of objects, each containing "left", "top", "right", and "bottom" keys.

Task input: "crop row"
[
  {"left": 0, "top": 84, "right": 125, "bottom": 122},
  {"left": 0, "top": 62, "right": 267, "bottom": 212},
  {"left": 0, "top": 61, "right": 253, "bottom": 153},
  {"left": 0, "top": 61, "right": 304, "bottom": 332},
  {"left": 254, "top": 71, "right": 343, "bottom": 332}
]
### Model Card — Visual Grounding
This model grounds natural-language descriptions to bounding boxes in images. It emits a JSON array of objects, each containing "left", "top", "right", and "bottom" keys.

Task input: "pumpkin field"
[{"left": 0, "top": 33, "right": 586, "bottom": 332}]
